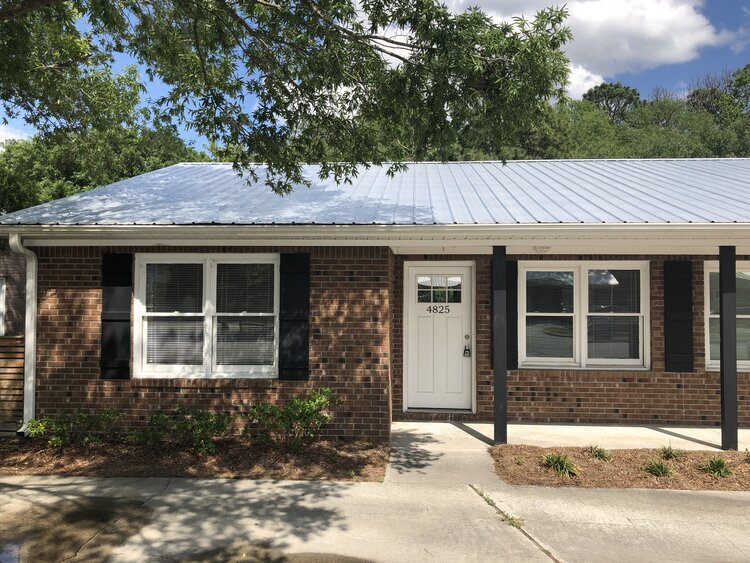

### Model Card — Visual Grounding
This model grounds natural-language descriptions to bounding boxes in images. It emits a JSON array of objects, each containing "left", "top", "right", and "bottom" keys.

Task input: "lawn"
[
  {"left": 491, "top": 445, "right": 750, "bottom": 491},
  {"left": 0, "top": 437, "right": 390, "bottom": 481}
]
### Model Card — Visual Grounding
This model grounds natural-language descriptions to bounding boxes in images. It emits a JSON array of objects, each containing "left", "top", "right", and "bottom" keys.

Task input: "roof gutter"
[{"left": 8, "top": 234, "right": 37, "bottom": 435}]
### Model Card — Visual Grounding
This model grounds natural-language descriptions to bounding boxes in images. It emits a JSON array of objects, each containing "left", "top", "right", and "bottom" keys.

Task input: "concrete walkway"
[{"left": 1, "top": 422, "right": 749, "bottom": 562}]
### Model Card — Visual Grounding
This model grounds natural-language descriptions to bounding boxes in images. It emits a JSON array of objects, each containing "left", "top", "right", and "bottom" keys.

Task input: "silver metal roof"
[{"left": 2, "top": 159, "right": 750, "bottom": 226}]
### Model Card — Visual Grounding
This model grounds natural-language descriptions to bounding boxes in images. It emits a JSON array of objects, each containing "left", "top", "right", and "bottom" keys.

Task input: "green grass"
[
  {"left": 541, "top": 453, "right": 579, "bottom": 478},
  {"left": 642, "top": 459, "right": 674, "bottom": 477},
  {"left": 659, "top": 444, "right": 684, "bottom": 461},
  {"left": 699, "top": 456, "right": 732, "bottom": 478},
  {"left": 584, "top": 445, "right": 611, "bottom": 462}
]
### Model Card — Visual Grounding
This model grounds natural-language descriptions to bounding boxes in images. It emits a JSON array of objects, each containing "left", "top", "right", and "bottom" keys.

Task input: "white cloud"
[
  {"left": 567, "top": 64, "right": 605, "bottom": 99},
  {"left": 446, "top": 0, "right": 737, "bottom": 97},
  {"left": 0, "top": 124, "right": 30, "bottom": 143}
]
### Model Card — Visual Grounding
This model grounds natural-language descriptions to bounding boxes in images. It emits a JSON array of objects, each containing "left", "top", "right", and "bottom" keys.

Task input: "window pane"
[
  {"left": 709, "top": 318, "right": 750, "bottom": 362},
  {"left": 588, "top": 270, "right": 640, "bottom": 313},
  {"left": 447, "top": 290, "right": 461, "bottom": 303},
  {"left": 709, "top": 272, "right": 719, "bottom": 315},
  {"left": 526, "top": 316, "right": 574, "bottom": 358},
  {"left": 147, "top": 317, "right": 203, "bottom": 365},
  {"left": 432, "top": 289, "right": 447, "bottom": 303},
  {"left": 710, "top": 272, "right": 750, "bottom": 315},
  {"left": 447, "top": 276, "right": 462, "bottom": 290},
  {"left": 146, "top": 263, "right": 203, "bottom": 313},
  {"left": 417, "top": 276, "right": 432, "bottom": 290},
  {"left": 417, "top": 290, "right": 431, "bottom": 303},
  {"left": 526, "top": 271, "right": 574, "bottom": 313},
  {"left": 217, "top": 263, "right": 274, "bottom": 313},
  {"left": 587, "top": 316, "right": 639, "bottom": 360},
  {"left": 216, "top": 317, "right": 275, "bottom": 365},
  {"left": 739, "top": 273, "right": 750, "bottom": 315}
]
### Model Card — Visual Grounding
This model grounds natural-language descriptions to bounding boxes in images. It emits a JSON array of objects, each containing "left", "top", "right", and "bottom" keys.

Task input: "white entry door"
[{"left": 405, "top": 263, "right": 473, "bottom": 410}]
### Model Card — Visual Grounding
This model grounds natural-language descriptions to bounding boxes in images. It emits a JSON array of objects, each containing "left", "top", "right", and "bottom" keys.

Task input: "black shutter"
[
  {"left": 664, "top": 260, "right": 693, "bottom": 372},
  {"left": 506, "top": 260, "right": 519, "bottom": 370},
  {"left": 101, "top": 253, "right": 133, "bottom": 379},
  {"left": 278, "top": 253, "right": 310, "bottom": 380}
]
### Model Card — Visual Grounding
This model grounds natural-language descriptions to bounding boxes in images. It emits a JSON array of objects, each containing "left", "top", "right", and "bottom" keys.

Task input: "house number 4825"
[{"left": 426, "top": 305, "right": 450, "bottom": 314}]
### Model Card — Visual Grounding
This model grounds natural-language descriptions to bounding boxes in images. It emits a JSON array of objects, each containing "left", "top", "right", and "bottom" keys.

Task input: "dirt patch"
[
  {"left": 0, "top": 438, "right": 390, "bottom": 481},
  {"left": 491, "top": 445, "right": 750, "bottom": 490},
  {"left": 181, "top": 542, "right": 372, "bottom": 562}
]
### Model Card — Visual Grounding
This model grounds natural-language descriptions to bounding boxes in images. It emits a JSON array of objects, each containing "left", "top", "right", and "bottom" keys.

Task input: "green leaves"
[{"left": 1, "top": 0, "right": 572, "bottom": 194}]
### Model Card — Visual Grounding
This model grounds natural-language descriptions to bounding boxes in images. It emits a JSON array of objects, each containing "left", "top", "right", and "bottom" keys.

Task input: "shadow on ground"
[{"left": 387, "top": 428, "right": 442, "bottom": 475}]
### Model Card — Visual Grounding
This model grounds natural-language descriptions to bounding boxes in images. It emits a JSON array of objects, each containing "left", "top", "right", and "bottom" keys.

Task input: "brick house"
[{"left": 1, "top": 160, "right": 748, "bottom": 448}]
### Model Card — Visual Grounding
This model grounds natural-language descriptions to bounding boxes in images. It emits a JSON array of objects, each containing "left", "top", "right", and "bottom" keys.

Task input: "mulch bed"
[
  {"left": 491, "top": 445, "right": 750, "bottom": 491},
  {"left": 0, "top": 437, "right": 390, "bottom": 481}
]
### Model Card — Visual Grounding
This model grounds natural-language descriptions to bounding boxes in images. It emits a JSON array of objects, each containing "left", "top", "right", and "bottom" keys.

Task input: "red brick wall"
[
  {"left": 0, "top": 250, "right": 26, "bottom": 336},
  {"left": 393, "top": 254, "right": 750, "bottom": 426},
  {"left": 33, "top": 246, "right": 392, "bottom": 441}
]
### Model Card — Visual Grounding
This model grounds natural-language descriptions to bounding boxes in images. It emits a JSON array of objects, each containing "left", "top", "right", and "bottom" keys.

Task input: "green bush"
[
  {"left": 125, "top": 408, "right": 233, "bottom": 454},
  {"left": 247, "top": 388, "right": 340, "bottom": 450},
  {"left": 125, "top": 413, "right": 172, "bottom": 446},
  {"left": 699, "top": 456, "right": 732, "bottom": 478},
  {"left": 659, "top": 444, "right": 684, "bottom": 461},
  {"left": 642, "top": 459, "right": 674, "bottom": 477},
  {"left": 541, "top": 453, "right": 579, "bottom": 478},
  {"left": 584, "top": 445, "right": 611, "bottom": 462},
  {"left": 173, "top": 406, "right": 234, "bottom": 454},
  {"left": 26, "top": 409, "right": 123, "bottom": 447}
]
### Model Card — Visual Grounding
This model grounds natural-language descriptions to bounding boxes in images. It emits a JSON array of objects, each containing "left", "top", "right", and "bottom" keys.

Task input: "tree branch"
[{"left": 0, "top": 0, "right": 65, "bottom": 22}]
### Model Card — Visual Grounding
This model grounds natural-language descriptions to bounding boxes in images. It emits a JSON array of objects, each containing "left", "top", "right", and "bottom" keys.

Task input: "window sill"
[
  {"left": 134, "top": 373, "right": 279, "bottom": 380},
  {"left": 518, "top": 364, "right": 650, "bottom": 372}
]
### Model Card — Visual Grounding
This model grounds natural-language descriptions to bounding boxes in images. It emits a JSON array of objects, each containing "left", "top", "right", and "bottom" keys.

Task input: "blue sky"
[{"left": 1, "top": 0, "right": 749, "bottom": 147}]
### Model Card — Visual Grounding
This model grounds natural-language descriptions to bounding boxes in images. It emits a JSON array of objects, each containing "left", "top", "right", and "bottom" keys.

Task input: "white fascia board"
[{"left": 4, "top": 223, "right": 750, "bottom": 250}]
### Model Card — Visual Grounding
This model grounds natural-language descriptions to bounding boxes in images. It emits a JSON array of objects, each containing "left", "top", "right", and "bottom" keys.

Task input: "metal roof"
[{"left": 2, "top": 159, "right": 750, "bottom": 226}]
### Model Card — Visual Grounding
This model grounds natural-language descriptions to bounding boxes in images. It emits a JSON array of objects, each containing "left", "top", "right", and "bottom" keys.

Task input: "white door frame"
[{"left": 403, "top": 260, "right": 477, "bottom": 412}]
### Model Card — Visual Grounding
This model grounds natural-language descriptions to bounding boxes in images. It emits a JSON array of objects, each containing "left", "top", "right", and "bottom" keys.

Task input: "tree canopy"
[{"left": 0, "top": 0, "right": 572, "bottom": 193}]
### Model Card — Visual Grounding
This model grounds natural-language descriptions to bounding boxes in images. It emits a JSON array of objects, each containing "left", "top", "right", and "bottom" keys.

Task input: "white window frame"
[
  {"left": 704, "top": 260, "right": 750, "bottom": 371},
  {"left": 518, "top": 261, "right": 650, "bottom": 369},
  {"left": 0, "top": 276, "right": 5, "bottom": 337},
  {"left": 133, "top": 253, "right": 280, "bottom": 379}
]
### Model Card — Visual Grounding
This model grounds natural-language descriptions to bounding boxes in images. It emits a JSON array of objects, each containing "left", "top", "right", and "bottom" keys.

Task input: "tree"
[
  {"left": 0, "top": 123, "right": 207, "bottom": 213},
  {"left": 0, "top": 1, "right": 572, "bottom": 193},
  {"left": 582, "top": 82, "right": 641, "bottom": 123}
]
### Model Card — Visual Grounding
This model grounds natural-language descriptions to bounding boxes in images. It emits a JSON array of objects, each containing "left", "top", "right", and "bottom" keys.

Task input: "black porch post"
[
  {"left": 492, "top": 246, "right": 508, "bottom": 444},
  {"left": 719, "top": 246, "right": 738, "bottom": 451}
]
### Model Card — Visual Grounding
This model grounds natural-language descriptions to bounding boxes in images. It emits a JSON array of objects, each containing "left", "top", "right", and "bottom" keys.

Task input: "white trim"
[
  {"left": 8, "top": 234, "right": 37, "bottom": 432},
  {"left": 403, "top": 261, "right": 476, "bottom": 413},
  {"left": 0, "top": 277, "right": 5, "bottom": 337},
  {"left": 133, "top": 253, "right": 280, "bottom": 379},
  {"left": 518, "top": 260, "right": 651, "bottom": 369},
  {"left": 703, "top": 260, "right": 750, "bottom": 371}
]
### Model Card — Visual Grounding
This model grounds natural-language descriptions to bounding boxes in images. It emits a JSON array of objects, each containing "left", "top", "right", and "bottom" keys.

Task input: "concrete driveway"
[{"left": 1, "top": 422, "right": 749, "bottom": 562}]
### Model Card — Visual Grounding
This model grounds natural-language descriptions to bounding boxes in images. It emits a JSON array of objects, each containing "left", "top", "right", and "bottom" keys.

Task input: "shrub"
[
  {"left": 584, "top": 445, "right": 611, "bottom": 462},
  {"left": 247, "top": 388, "right": 340, "bottom": 450},
  {"left": 659, "top": 444, "right": 684, "bottom": 461},
  {"left": 745, "top": 450, "right": 750, "bottom": 464},
  {"left": 26, "top": 409, "right": 123, "bottom": 447},
  {"left": 541, "top": 453, "right": 579, "bottom": 478},
  {"left": 642, "top": 459, "right": 674, "bottom": 477},
  {"left": 125, "top": 413, "right": 172, "bottom": 446},
  {"left": 699, "top": 456, "right": 732, "bottom": 478},
  {"left": 172, "top": 407, "right": 234, "bottom": 454}
]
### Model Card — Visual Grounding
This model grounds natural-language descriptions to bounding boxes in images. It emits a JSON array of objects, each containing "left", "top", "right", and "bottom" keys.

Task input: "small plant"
[
  {"left": 699, "top": 456, "right": 732, "bottom": 478},
  {"left": 642, "top": 459, "right": 674, "bottom": 477},
  {"left": 541, "top": 453, "right": 579, "bottom": 478},
  {"left": 172, "top": 407, "right": 234, "bottom": 454},
  {"left": 584, "top": 445, "right": 611, "bottom": 462},
  {"left": 247, "top": 388, "right": 340, "bottom": 450},
  {"left": 659, "top": 444, "right": 684, "bottom": 461},
  {"left": 515, "top": 457, "right": 525, "bottom": 466},
  {"left": 125, "top": 413, "right": 172, "bottom": 446},
  {"left": 26, "top": 409, "right": 122, "bottom": 447},
  {"left": 744, "top": 449, "right": 750, "bottom": 464}
]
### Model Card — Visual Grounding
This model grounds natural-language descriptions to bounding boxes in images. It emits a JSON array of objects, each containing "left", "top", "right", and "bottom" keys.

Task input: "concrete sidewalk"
[{"left": 1, "top": 422, "right": 749, "bottom": 562}]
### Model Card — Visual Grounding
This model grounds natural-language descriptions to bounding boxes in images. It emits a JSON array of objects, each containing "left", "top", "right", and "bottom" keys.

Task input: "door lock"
[{"left": 463, "top": 344, "right": 472, "bottom": 358}]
